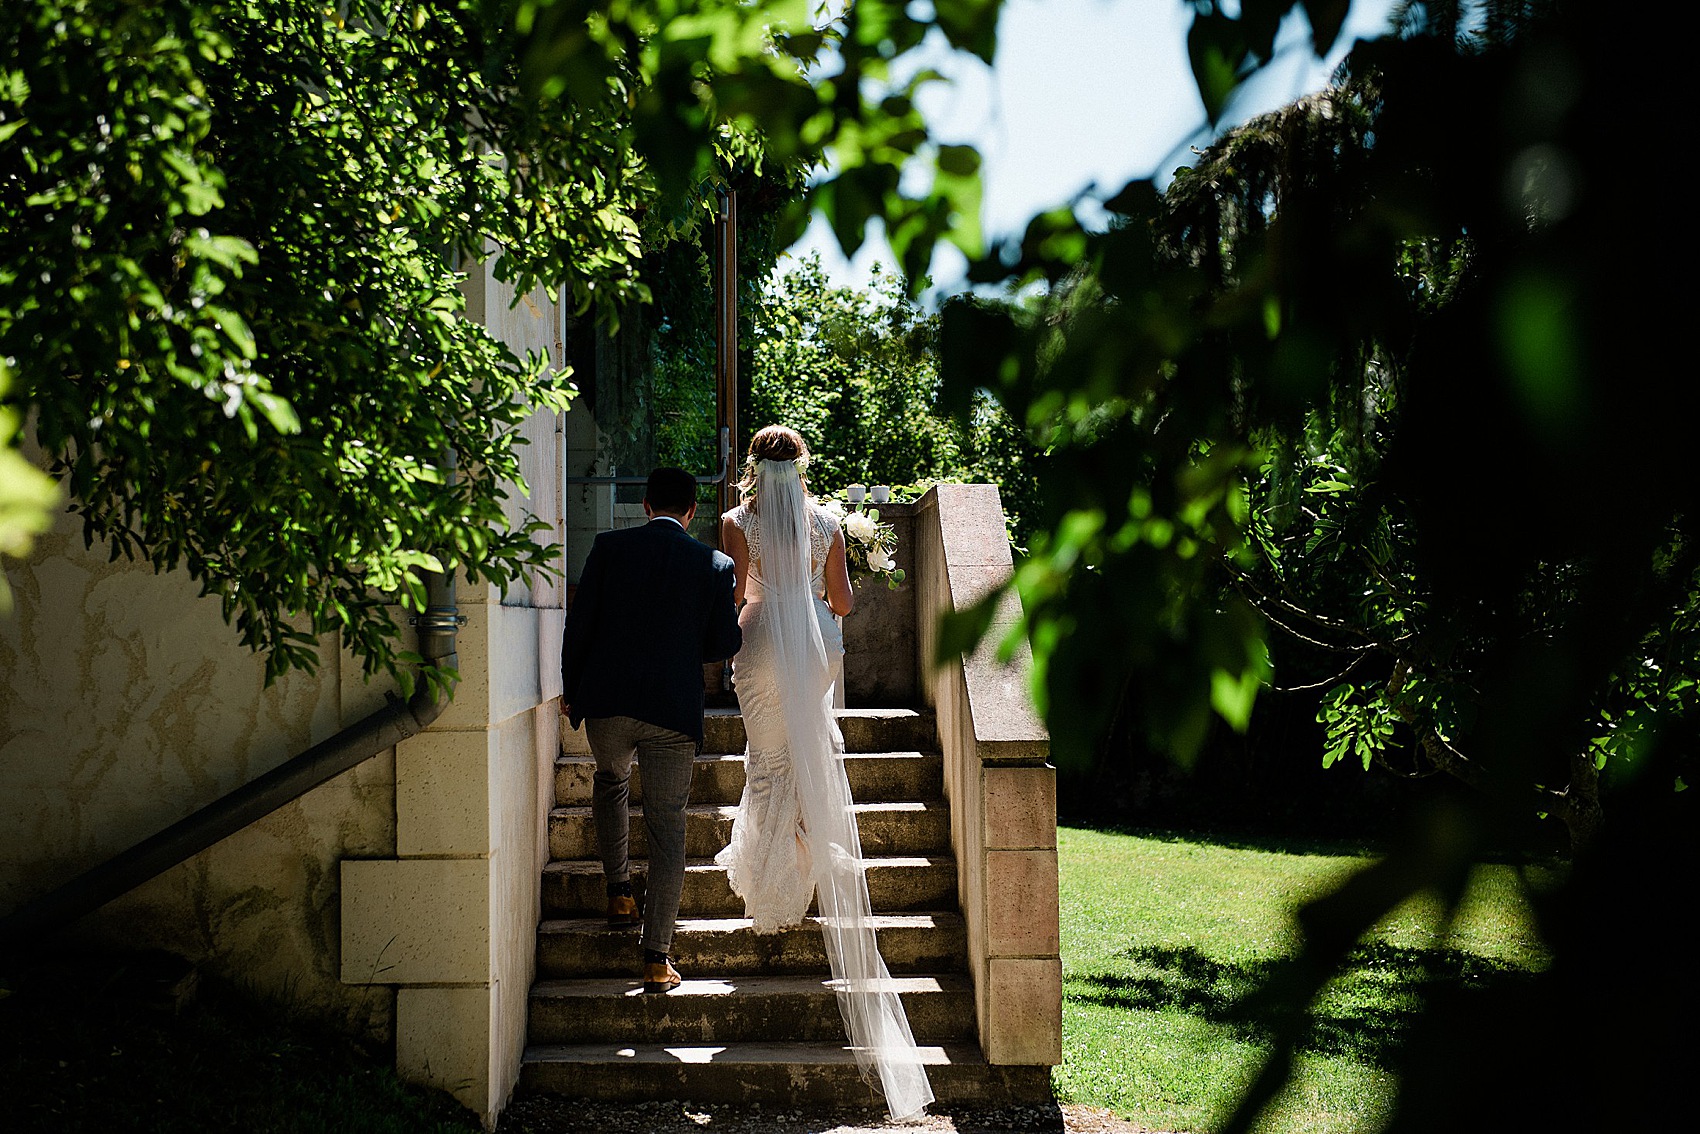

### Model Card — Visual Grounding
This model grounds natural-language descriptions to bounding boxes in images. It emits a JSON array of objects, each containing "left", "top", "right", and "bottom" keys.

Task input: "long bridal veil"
[{"left": 751, "top": 458, "right": 934, "bottom": 1121}]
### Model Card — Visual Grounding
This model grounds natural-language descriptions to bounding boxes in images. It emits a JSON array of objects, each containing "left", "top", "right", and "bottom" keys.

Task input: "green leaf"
[
  {"left": 935, "top": 586, "right": 1006, "bottom": 665},
  {"left": 249, "top": 391, "right": 301, "bottom": 435},
  {"left": 934, "top": 0, "right": 1002, "bottom": 62},
  {"left": 1187, "top": 13, "right": 1248, "bottom": 123},
  {"left": 1210, "top": 665, "right": 1262, "bottom": 732},
  {"left": 183, "top": 233, "right": 258, "bottom": 272},
  {"left": 1301, "top": 0, "right": 1350, "bottom": 54},
  {"left": 205, "top": 306, "right": 256, "bottom": 358}
]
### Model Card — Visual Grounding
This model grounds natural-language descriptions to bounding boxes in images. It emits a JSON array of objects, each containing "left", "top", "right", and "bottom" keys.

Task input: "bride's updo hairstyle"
[{"left": 738, "top": 425, "right": 810, "bottom": 506}]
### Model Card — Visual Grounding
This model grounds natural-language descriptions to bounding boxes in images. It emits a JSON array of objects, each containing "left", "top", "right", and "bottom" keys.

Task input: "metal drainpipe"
[{"left": 0, "top": 485, "right": 461, "bottom": 949}]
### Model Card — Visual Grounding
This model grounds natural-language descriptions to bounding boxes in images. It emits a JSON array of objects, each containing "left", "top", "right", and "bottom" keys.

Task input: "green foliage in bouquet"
[{"left": 814, "top": 492, "right": 903, "bottom": 590}]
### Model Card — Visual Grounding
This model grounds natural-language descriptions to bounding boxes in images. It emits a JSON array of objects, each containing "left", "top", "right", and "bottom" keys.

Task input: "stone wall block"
[
  {"left": 341, "top": 858, "right": 490, "bottom": 985},
  {"left": 396, "top": 730, "right": 494, "bottom": 857},
  {"left": 434, "top": 599, "right": 490, "bottom": 733},
  {"left": 488, "top": 603, "right": 544, "bottom": 727},
  {"left": 397, "top": 985, "right": 497, "bottom": 1121},
  {"left": 983, "top": 765, "right": 1057, "bottom": 851},
  {"left": 983, "top": 848, "right": 1060, "bottom": 957},
  {"left": 984, "top": 958, "right": 1063, "bottom": 1065}
]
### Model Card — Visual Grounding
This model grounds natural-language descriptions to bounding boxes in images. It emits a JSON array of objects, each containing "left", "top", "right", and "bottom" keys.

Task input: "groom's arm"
[
  {"left": 561, "top": 536, "right": 609, "bottom": 711},
  {"left": 702, "top": 551, "right": 742, "bottom": 662}
]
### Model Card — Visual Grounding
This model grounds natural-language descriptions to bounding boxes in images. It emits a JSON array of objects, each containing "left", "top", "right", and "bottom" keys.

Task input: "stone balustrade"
[{"left": 911, "top": 484, "right": 1060, "bottom": 1068}]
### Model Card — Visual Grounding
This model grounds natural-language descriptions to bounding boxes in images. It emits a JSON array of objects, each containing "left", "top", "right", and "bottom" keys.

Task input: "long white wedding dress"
[{"left": 714, "top": 458, "right": 934, "bottom": 1121}]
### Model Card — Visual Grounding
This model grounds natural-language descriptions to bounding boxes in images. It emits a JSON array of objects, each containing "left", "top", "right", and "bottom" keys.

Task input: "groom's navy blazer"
[{"left": 561, "top": 517, "right": 741, "bottom": 745}]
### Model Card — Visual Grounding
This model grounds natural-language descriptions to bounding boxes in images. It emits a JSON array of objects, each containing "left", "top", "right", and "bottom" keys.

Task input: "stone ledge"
[
  {"left": 961, "top": 647, "right": 1047, "bottom": 759},
  {"left": 919, "top": 484, "right": 1019, "bottom": 569}
]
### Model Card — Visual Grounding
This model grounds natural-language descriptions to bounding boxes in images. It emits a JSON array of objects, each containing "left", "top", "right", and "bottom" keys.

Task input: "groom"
[{"left": 560, "top": 467, "right": 742, "bottom": 993}]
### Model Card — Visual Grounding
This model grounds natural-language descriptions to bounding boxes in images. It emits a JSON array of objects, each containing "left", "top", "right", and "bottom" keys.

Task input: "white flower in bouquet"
[
  {"left": 844, "top": 510, "right": 879, "bottom": 543},
  {"left": 822, "top": 486, "right": 906, "bottom": 590}
]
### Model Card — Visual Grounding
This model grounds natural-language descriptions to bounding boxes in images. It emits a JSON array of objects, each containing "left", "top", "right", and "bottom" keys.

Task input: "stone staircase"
[{"left": 519, "top": 705, "right": 1046, "bottom": 1106}]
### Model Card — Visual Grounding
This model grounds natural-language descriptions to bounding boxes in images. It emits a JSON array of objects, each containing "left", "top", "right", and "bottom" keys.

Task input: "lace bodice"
[{"left": 727, "top": 499, "right": 839, "bottom": 599}]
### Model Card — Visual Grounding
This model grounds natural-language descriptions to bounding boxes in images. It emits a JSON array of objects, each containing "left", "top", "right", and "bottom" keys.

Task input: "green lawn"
[{"left": 1054, "top": 825, "right": 1555, "bottom": 1133}]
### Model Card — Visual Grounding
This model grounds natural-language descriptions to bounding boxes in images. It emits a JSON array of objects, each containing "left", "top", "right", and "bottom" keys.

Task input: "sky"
[{"left": 786, "top": 0, "right": 1401, "bottom": 294}]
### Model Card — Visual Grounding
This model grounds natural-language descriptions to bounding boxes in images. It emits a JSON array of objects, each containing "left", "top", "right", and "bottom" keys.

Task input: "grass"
[
  {"left": 0, "top": 952, "right": 479, "bottom": 1134},
  {"left": 1053, "top": 825, "right": 1558, "bottom": 1133}
]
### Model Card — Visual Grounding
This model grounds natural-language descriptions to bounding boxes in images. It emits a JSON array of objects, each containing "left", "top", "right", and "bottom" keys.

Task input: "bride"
[{"left": 715, "top": 425, "right": 935, "bottom": 1121}]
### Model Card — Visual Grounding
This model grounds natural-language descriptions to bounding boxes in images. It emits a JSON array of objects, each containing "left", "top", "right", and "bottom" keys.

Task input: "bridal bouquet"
[{"left": 819, "top": 494, "right": 904, "bottom": 589}]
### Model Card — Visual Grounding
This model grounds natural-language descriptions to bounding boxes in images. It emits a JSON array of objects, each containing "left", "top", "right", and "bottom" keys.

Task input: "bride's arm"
[
  {"left": 824, "top": 527, "right": 854, "bottom": 617},
  {"left": 721, "top": 512, "right": 750, "bottom": 604}
]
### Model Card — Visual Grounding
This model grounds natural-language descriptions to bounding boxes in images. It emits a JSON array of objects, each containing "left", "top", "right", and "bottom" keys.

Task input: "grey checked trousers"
[{"left": 584, "top": 715, "right": 697, "bottom": 956}]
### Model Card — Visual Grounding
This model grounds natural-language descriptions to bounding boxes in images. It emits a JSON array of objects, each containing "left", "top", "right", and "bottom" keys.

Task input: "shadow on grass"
[{"left": 1069, "top": 940, "right": 1539, "bottom": 1070}]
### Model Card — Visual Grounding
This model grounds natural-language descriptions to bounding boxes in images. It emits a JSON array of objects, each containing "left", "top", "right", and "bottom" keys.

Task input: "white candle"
[
  {"left": 847, "top": 483, "right": 867, "bottom": 503},
  {"left": 870, "top": 485, "right": 891, "bottom": 504}
]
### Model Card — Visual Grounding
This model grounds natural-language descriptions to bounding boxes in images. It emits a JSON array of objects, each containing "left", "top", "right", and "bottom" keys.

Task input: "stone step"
[
  {"left": 518, "top": 1040, "right": 1054, "bottom": 1107},
  {"left": 554, "top": 750, "right": 943, "bottom": 808},
  {"left": 702, "top": 707, "right": 936, "bottom": 756},
  {"left": 536, "top": 913, "right": 966, "bottom": 979},
  {"left": 543, "top": 856, "right": 957, "bottom": 918},
  {"left": 548, "top": 802, "right": 950, "bottom": 861},
  {"left": 530, "top": 702, "right": 977, "bottom": 1113},
  {"left": 526, "top": 973, "right": 975, "bottom": 1045}
]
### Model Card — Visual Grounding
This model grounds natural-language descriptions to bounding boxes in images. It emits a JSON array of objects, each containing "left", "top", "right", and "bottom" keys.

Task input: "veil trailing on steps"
[{"left": 739, "top": 457, "right": 934, "bottom": 1121}]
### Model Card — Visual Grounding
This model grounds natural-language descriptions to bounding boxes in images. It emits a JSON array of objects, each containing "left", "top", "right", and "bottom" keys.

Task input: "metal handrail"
[{"left": 0, "top": 459, "right": 464, "bottom": 950}]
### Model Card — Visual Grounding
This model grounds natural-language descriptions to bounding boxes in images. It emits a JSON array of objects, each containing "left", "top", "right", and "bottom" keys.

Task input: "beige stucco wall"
[{"left": 0, "top": 512, "right": 397, "bottom": 1040}]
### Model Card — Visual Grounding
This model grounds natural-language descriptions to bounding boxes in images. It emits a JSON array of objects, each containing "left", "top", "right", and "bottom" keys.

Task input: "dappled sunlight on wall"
[{"left": 0, "top": 509, "right": 395, "bottom": 1042}]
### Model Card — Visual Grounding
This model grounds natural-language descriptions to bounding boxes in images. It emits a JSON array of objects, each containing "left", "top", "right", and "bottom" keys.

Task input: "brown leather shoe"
[
  {"left": 641, "top": 958, "right": 681, "bottom": 994},
  {"left": 605, "top": 894, "right": 641, "bottom": 927}
]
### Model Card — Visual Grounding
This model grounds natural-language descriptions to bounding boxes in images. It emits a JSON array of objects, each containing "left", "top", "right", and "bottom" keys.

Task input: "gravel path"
[{"left": 496, "top": 1096, "right": 1158, "bottom": 1134}]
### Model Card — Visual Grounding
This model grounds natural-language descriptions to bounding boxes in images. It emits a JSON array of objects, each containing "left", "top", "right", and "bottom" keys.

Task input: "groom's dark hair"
[{"left": 645, "top": 467, "right": 698, "bottom": 516}]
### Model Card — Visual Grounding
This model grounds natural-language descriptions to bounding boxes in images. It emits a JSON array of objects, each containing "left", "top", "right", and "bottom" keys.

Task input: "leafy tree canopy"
[
  {"left": 0, "top": 359, "right": 57, "bottom": 611},
  {"left": 928, "top": 2, "right": 1693, "bottom": 1125},
  {"left": 3, "top": 0, "right": 658, "bottom": 687},
  {"left": 743, "top": 251, "right": 1041, "bottom": 539},
  {"left": 943, "top": 0, "right": 1694, "bottom": 833},
  {"left": 1, "top": 0, "right": 991, "bottom": 688}
]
